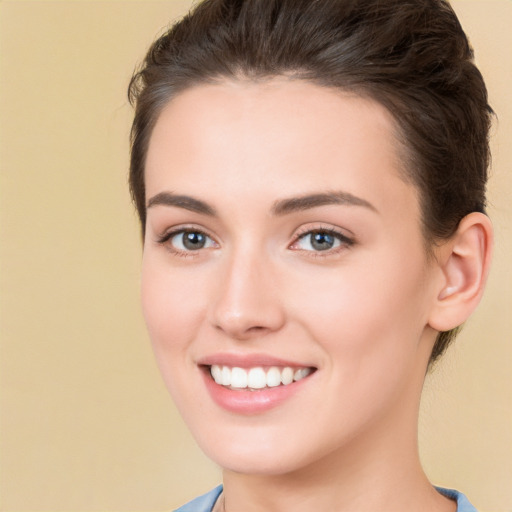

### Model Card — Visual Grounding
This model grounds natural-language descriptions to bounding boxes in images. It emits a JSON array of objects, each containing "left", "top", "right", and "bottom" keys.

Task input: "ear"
[{"left": 428, "top": 212, "right": 493, "bottom": 332}]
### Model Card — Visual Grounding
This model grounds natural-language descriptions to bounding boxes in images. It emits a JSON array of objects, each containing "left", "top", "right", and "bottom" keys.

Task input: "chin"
[
  {"left": 210, "top": 449, "right": 303, "bottom": 476},
  {"left": 195, "top": 425, "right": 326, "bottom": 476}
]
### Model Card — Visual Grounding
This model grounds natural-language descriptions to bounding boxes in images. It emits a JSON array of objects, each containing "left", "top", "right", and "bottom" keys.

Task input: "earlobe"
[{"left": 428, "top": 212, "right": 493, "bottom": 332}]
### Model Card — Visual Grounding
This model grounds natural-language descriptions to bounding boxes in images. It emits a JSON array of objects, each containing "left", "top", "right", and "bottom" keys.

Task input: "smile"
[{"left": 210, "top": 365, "right": 314, "bottom": 390}]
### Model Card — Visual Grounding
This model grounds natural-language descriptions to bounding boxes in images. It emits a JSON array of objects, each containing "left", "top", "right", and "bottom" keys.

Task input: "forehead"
[{"left": 145, "top": 79, "right": 418, "bottom": 222}]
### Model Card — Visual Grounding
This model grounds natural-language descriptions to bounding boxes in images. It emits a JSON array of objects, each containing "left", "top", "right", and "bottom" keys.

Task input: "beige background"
[{"left": 0, "top": 1, "right": 510, "bottom": 510}]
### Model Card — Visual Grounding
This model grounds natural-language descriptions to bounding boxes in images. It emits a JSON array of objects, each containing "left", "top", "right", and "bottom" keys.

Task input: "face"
[{"left": 142, "top": 79, "right": 440, "bottom": 476}]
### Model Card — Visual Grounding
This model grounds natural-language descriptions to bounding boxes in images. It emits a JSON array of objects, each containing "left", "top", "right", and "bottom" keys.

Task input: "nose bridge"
[{"left": 209, "top": 241, "right": 285, "bottom": 339}]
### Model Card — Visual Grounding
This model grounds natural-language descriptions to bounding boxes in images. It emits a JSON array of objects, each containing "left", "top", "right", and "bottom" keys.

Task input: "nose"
[{"left": 208, "top": 249, "right": 286, "bottom": 340}]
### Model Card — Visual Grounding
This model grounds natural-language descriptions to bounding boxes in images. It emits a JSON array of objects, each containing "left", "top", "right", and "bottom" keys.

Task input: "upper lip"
[{"left": 196, "top": 352, "right": 316, "bottom": 369}]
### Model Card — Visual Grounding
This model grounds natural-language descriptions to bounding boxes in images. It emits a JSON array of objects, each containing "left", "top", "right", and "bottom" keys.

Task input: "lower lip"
[{"left": 201, "top": 368, "right": 313, "bottom": 414}]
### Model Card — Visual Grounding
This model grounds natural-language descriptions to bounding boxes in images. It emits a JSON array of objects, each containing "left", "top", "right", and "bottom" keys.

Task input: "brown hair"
[{"left": 128, "top": 0, "right": 493, "bottom": 365}]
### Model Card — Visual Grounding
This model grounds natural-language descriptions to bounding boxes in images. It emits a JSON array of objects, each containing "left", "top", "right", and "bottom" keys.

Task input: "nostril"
[{"left": 214, "top": 322, "right": 270, "bottom": 340}]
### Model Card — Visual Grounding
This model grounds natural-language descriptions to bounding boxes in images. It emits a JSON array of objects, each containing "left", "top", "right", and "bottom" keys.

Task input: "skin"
[{"left": 141, "top": 79, "right": 461, "bottom": 511}]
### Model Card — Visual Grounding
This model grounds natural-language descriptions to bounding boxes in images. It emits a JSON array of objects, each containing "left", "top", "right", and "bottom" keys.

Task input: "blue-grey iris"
[{"left": 311, "top": 232, "right": 335, "bottom": 251}]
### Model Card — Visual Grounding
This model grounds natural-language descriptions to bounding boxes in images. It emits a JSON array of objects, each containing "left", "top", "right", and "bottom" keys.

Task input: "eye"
[
  {"left": 158, "top": 229, "right": 217, "bottom": 253},
  {"left": 291, "top": 229, "right": 354, "bottom": 253}
]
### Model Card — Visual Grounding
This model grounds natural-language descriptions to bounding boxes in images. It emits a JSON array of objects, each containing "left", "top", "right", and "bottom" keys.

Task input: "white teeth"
[
  {"left": 211, "top": 364, "right": 222, "bottom": 384},
  {"left": 221, "top": 366, "right": 231, "bottom": 386},
  {"left": 281, "top": 367, "right": 294, "bottom": 385},
  {"left": 294, "top": 368, "right": 312, "bottom": 381},
  {"left": 210, "top": 364, "right": 313, "bottom": 389},
  {"left": 231, "top": 367, "right": 248, "bottom": 388},
  {"left": 248, "top": 367, "right": 267, "bottom": 389},
  {"left": 266, "top": 367, "right": 281, "bottom": 387}
]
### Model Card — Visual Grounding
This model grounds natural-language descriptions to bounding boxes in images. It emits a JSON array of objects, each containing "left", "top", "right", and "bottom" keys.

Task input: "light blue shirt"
[
  {"left": 174, "top": 485, "right": 478, "bottom": 511},
  {"left": 174, "top": 485, "right": 222, "bottom": 512}
]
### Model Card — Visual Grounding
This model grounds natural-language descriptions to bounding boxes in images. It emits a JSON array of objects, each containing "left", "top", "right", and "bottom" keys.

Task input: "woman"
[{"left": 128, "top": 0, "right": 493, "bottom": 510}]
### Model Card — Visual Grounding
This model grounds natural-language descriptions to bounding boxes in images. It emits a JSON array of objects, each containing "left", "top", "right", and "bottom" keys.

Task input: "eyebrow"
[
  {"left": 271, "top": 191, "right": 377, "bottom": 215},
  {"left": 146, "top": 190, "right": 377, "bottom": 216},
  {"left": 147, "top": 192, "right": 217, "bottom": 216}
]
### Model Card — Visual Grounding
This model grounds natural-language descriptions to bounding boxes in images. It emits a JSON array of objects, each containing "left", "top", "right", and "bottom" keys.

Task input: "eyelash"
[
  {"left": 155, "top": 225, "right": 355, "bottom": 258},
  {"left": 156, "top": 226, "right": 217, "bottom": 258}
]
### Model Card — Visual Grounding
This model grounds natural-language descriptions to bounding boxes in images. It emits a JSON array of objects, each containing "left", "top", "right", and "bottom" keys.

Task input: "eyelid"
[{"left": 293, "top": 223, "right": 354, "bottom": 239}]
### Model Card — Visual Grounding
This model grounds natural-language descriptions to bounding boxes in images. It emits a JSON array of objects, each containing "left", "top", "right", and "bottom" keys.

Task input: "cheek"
[
  {"left": 140, "top": 256, "right": 215, "bottom": 420},
  {"left": 140, "top": 256, "right": 207, "bottom": 364},
  {"left": 282, "top": 263, "right": 430, "bottom": 443},
  {"left": 286, "top": 254, "right": 430, "bottom": 377}
]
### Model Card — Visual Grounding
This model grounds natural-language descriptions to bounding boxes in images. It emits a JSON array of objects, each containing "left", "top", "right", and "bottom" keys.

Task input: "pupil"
[
  {"left": 311, "top": 232, "right": 334, "bottom": 251},
  {"left": 183, "top": 232, "right": 205, "bottom": 250}
]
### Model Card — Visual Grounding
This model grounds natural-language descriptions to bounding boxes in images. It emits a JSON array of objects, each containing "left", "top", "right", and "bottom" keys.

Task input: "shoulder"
[
  {"left": 436, "top": 487, "right": 479, "bottom": 512},
  {"left": 173, "top": 485, "right": 223, "bottom": 512}
]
